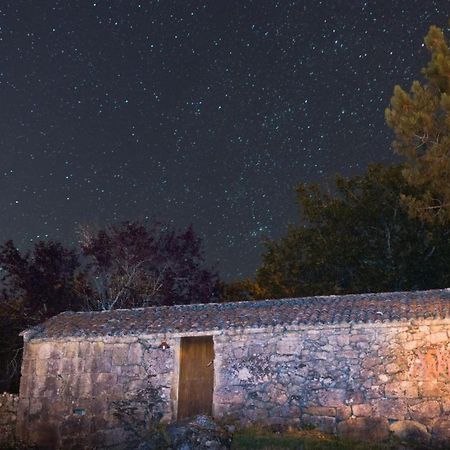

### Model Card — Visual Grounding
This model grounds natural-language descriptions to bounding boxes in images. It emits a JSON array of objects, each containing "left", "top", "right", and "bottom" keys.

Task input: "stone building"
[{"left": 16, "top": 288, "right": 450, "bottom": 448}]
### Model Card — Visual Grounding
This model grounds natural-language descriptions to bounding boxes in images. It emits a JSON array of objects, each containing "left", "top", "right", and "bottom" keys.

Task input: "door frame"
[{"left": 171, "top": 334, "right": 216, "bottom": 420}]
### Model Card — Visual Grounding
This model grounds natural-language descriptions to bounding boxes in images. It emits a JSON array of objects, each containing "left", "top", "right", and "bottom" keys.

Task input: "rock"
[
  {"left": 426, "top": 332, "right": 448, "bottom": 344},
  {"left": 351, "top": 404, "right": 372, "bottom": 417},
  {"left": 317, "top": 389, "right": 347, "bottom": 407},
  {"left": 301, "top": 414, "right": 336, "bottom": 434},
  {"left": 237, "top": 367, "right": 251, "bottom": 381},
  {"left": 378, "top": 374, "right": 389, "bottom": 383},
  {"left": 385, "top": 381, "right": 418, "bottom": 398},
  {"left": 420, "top": 381, "right": 445, "bottom": 397},
  {"left": 179, "top": 444, "right": 192, "bottom": 450},
  {"left": 335, "top": 406, "right": 352, "bottom": 420},
  {"left": 276, "top": 339, "right": 298, "bottom": 355},
  {"left": 376, "top": 399, "right": 407, "bottom": 420},
  {"left": 137, "top": 438, "right": 168, "bottom": 450},
  {"left": 164, "top": 415, "right": 231, "bottom": 450},
  {"left": 191, "top": 414, "right": 219, "bottom": 431},
  {"left": 389, "top": 420, "right": 431, "bottom": 444},
  {"left": 410, "top": 400, "right": 441, "bottom": 422},
  {"left": 432, "top": 418, "right": 450, "bottom": 445},
  {"left": 346, "top": 391, "right": 365, "bottom": 404},
  {"left": 385, "top": 363, "right": 400, "bottom": 374},
  {"left": 337, "top": 417, "right": 390, "bottom": 441},
  {"left": 303, "top": 406, "right": 335, "bottom": 416},
  {"left": 165, "top": 422, "right": 191, "bottom": 445}
]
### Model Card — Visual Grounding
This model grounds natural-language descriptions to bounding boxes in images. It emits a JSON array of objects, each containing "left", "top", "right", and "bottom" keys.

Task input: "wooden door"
[{"left": 177, "top": 336, "right": 214, "bottom": 419}]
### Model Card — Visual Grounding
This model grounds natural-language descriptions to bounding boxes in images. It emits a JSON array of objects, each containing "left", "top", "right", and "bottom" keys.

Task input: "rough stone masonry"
[
  {"left": 0, "top": 392, "right": 18, "bottom": 448},
  {"left": 15, "top": 288, "right": 450, "bottom": 448}
]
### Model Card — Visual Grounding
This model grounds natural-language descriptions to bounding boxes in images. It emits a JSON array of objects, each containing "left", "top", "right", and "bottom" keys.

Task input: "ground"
[{"left": 230, "top": 427, "right": 426, "bottom": 450}]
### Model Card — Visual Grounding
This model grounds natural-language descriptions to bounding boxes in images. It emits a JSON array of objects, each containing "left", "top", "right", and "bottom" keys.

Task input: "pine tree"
[{"left": 385, "top": 25, "right": 450, "bottom": 224}]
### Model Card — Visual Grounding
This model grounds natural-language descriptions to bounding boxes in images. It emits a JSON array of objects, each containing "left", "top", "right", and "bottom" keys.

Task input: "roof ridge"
[
  {"left": 24, "top": 288, "right": 450, "bottom": 340},
  {"left": 54, "top": 287, "right": 450, "bottom": 316}
]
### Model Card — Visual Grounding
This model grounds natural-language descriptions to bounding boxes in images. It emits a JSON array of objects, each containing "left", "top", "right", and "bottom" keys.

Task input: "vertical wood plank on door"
[{"left": 178, "top": 336, "right": 214, "bottom": 419}]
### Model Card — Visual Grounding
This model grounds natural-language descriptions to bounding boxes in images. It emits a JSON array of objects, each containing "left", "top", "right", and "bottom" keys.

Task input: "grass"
[{"left": 230, "top": 427, "right": 412, "bottom": 450}]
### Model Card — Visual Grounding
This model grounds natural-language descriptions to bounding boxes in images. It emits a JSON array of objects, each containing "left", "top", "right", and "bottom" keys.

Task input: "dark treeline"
[{"left": 224, "top": 164, "right": 450, "bottom": 301}]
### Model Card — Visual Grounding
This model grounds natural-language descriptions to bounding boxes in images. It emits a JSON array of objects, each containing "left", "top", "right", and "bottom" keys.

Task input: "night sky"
[{"left": 0, "top": 1, "right": 448, "bottom": 280}]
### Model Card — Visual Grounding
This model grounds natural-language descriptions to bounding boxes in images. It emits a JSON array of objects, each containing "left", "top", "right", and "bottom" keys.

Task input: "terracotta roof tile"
[{"left": 25, "top": 288, "right": 450, "bottom": 339}]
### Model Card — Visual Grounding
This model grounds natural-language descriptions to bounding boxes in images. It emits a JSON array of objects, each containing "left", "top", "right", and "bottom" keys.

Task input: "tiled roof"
[{"left": 25, "top": 289, "right": 450, "bottom": 340}]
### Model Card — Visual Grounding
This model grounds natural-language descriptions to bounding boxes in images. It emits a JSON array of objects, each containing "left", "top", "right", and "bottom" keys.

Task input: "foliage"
[
  {"left": 252, "top": 164, "right": 450, "bottom": 299},
  {"left": 79, "top": 221, "right": 220, "bottom": 310},
  {"left": 0, "top": 300, "right": 28, "bottom": 393},
  {"left": 0, "top": 240, "right": 84, "bottom": 320},
  {"left": 220, "top": 278, "right": 269, "bottom": 302},
  {"left": 386, "top": 24, "right": 450, "bottom": 224},
  {"left": 0, "top": 241, "right": 85, "bottom": 392}
]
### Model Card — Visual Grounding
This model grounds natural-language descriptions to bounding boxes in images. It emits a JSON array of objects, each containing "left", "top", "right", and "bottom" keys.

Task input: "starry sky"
[{"left": 0, "top": 1, "right": 448, "bottom": 280}]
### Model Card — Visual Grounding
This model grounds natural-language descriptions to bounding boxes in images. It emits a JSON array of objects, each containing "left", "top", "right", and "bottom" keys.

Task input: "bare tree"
[{"left": 77, "top": 221, "right": 219, "bottom": 311}]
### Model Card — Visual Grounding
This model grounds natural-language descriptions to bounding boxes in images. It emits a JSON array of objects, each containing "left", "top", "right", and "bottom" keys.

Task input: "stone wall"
[
  {"left": 0, "top": 392, "right": 18, "bottom": 447},
  {"left": 213, "top": 320, "right": 450, "bottom": 446},
  {"left": 16, "top": 318, "right": 450, "bottom": 448},
  {"left": 17, "top": 335, "right": 177, "bottom": 449}
]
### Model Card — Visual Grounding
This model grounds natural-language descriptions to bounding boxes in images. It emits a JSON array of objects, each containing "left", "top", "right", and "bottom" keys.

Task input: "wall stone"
[
  {"left": 17, "top": 335, "right": 176, "bottom": 449},
  {"left": 16, "top": 318, "right": 450, "bottom": 448},
  {"left": 213, "top": 320, "right": 450, "bottom": 447},
  {"left": 0, "top": 392, "right": 19, "bottom": 447}
]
